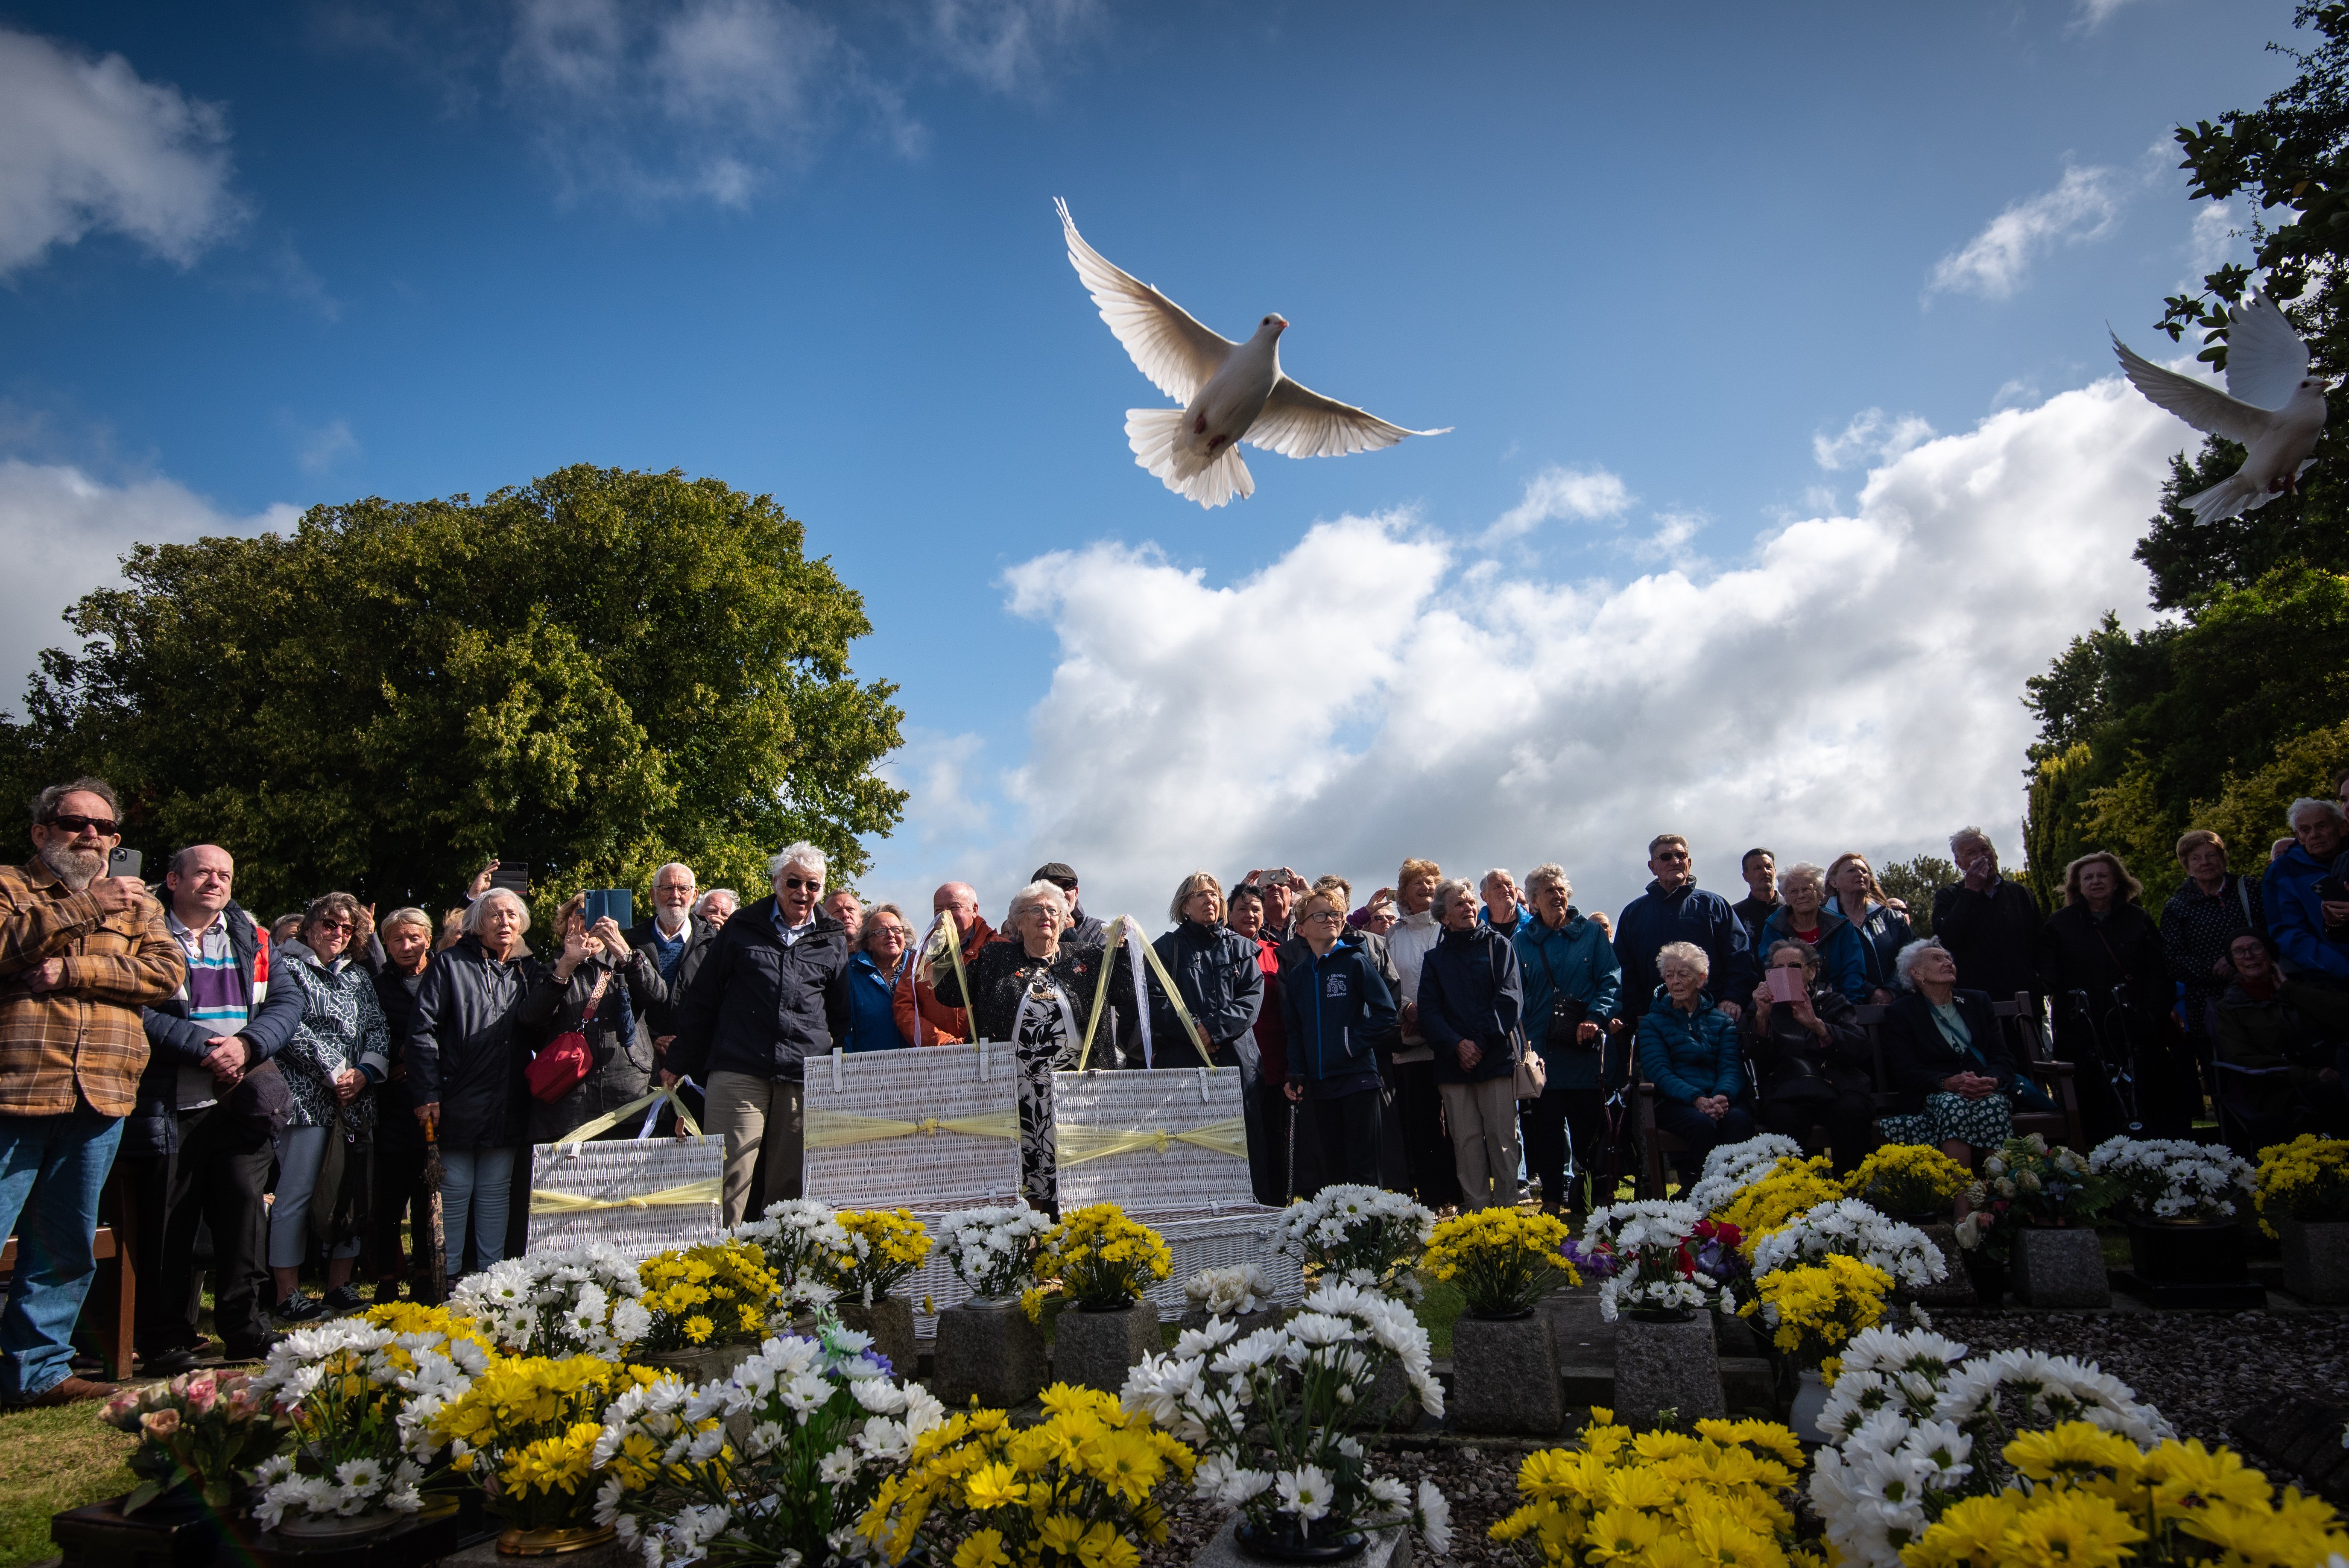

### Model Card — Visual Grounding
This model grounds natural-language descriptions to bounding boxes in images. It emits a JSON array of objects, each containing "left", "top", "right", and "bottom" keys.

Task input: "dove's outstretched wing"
[
  {"left": 1057, "top": 199, "right": 1232, "bottom": 405},
  {"left": 2111, "top": 334, "right": 2273, "bottom": 445},
  {"left": 1243, "top": 375, "right": 1454, "bottom": 459},
  {"left": 2223, "top": 292, "right": 2312, "bottom": 410}
]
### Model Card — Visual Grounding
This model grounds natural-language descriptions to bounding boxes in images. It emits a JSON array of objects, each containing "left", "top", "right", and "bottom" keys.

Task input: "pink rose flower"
[{"left": 141, "top": 1407, "right": 182, "bottom": 1437}]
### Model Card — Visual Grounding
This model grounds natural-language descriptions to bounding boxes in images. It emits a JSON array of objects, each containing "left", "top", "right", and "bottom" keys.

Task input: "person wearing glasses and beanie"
[
  {"left": 266, "top": 892, "right": 392, "bottom": 1322},
  {"left": 0, "top": 779, "right": 184, "bottom": 1404},
  {"left": 669, "top": 843, "right": 854, "bottom": 1226}
]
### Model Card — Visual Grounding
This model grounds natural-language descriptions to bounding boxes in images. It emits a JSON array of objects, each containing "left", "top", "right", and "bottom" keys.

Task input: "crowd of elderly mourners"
[{"left": 3, "top": 768, "right": 2348, "bottom": 1406}]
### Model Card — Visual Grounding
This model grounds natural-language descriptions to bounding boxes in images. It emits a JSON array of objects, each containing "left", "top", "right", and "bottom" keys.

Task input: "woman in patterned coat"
[
  {"left": 933, "top": 880, "right": 1127, "bottom": 1214},
  {"left": 266, "top": 891, "right": 391, "bottom": 1321}
]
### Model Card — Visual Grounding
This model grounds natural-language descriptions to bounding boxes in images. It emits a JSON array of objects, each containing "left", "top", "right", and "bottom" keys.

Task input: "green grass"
[
  {"left": 0, "top": 1401, "right": 136, "bottom": 1568},
  {"left": 1415, "top": 1275, "right": 1463, "bottom": 1360}
]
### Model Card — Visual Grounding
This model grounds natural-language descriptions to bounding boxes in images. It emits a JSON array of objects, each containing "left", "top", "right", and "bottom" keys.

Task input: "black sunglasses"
[
  {"left": 782, "top": 875, "right": 823, "bottom": 891},
  {"left": 48, "top": 813, "right": 118, "bottom": 836}
]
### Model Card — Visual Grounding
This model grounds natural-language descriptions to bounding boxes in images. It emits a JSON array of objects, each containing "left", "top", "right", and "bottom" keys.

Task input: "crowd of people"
[{"left": 2, "top": 766, "right": 2347, "bottom": 1407}]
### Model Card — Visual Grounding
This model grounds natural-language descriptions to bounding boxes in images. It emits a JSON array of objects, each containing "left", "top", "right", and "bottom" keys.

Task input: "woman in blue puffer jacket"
[{"left": 1636, "top": 939, "right": 1755, "bottom": 1175}]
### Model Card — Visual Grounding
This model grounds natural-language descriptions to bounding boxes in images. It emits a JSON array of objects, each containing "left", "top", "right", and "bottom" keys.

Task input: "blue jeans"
[
  {"left": 439, "top": 1146, "right": 516, "bottom": 1278},
  {"left": 0, "top": 1105, "right": 123, "bottom": 1399}
]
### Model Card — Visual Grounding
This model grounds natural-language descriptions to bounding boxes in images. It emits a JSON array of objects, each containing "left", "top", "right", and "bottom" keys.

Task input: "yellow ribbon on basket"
[
  {"left": 803, "top": 1109, "right": 1021, "bottom": 1149},
  {"left": 1054, "top": 1116, "right": 1247, "bottom": 1165},
  {"left": 529, "top": 1176, "right": 723, "bottom": 1216},
  {"left": 546, "top": 1082, "right": 705, "bottom": 1148},
  {"left": 1074, "top": 916, "right": 1216, "bottom": 1071}
]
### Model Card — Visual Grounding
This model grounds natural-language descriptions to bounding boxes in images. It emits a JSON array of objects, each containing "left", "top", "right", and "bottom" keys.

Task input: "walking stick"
[
  {"left": 420, "top": 1108, "right": 448, "bottom": 1305},
  {"left": 1286, "top": 1098, "right": 1299, "bottom": 1203}
]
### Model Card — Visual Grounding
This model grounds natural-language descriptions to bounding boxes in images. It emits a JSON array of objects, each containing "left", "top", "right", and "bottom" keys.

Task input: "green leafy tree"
[
  {"left": 3, "top": 465, "right": 905, "bottom": 919},
  {"left": 1877, "top": 855, "right": 1957, "bottom": 937}
]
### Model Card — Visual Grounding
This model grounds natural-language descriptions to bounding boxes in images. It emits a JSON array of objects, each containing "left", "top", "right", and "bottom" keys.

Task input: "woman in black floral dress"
[{"left": 933, "top": 881, "right": 1130, "bottom": 1213}]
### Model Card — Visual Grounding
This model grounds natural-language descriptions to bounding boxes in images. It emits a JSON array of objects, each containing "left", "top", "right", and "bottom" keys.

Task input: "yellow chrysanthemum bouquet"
[
  {"left": 635, "top": 1239, "right": 784, "bottom": 1354},
  {"left": 1712, "top": 1154, "right": 1846, "bottom": 1254},
  {"left": 1901, "top": 1421, "right": 2349, "bottom": 1568},
  {"left": 1488, "top": 1413, "right": 1819, "bottom": 1568},
  {"left": 817, "top": 1208, "right": 934, "bottom": 1307},
  {"left": 858, "top": 1384, "right": 1194, "bottom": 1568},
  {"left": 431, "top": 1353, "right": 658, "bottom": 1540},
  {"left": 1734, "top": 1255, "right": 1891, "bottom": 1383},
  {"left": 2252, "top": 1133, "right": 2349, "bottom": 1237},
  {"left": 1422, "top": 1208, "right": 1580, "bottom": 1318},
  {"left": 1034, "top": 1204, "right": 1171, "bottom": 1312},
  {"left": 1843, "top": 1143, "right": 1970, "bottom": 1219}
]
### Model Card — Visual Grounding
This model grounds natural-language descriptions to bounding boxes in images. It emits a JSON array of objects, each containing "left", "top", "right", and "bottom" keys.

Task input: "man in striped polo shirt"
[{"left": 125, "top": 845, "right": 302, "bottom": 1369}]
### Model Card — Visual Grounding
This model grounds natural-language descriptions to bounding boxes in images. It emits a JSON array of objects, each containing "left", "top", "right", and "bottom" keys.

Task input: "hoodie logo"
[{"left": 1322, "top": 974, "right": 1350, "bottom": 999}]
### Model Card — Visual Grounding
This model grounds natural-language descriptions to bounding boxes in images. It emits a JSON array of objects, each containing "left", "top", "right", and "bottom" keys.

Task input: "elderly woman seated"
[
  {"left": 1637, "top": 939, "right": 1755, "bottom": 1170},
  {"left": 1880, "top": 938, "right": 2052, "bottom": 1171},
  {"left": 934, "top": 879, "right": 1130, "bottom": 1211},
  {"left": 1740, "top": 938, "right": 1877, "bottom": 1175}
]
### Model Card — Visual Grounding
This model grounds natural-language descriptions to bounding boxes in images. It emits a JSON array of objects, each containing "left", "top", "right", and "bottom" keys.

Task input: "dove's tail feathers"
[
  {"left": 1124, "top": 408, "right": 1253, "bottom": 507},
  {"left": 2179, "top": 471, "right": 2261, "bottom": 524}
]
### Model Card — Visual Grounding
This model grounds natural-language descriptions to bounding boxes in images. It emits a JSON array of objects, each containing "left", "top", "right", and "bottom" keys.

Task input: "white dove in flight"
[
  {"left": 2111, "top": 292, "right": 2328, "bottom": 522},
  {"left": 1056, "top": 199, "right": 1450, "bottom": 508}
]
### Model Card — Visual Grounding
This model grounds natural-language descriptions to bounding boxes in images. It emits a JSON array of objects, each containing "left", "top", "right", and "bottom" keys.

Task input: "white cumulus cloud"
[
  {"left": 871, "top": 377, "right": 2181, "bottom": 927},
  {"left": 0, "top": 26, "right": 246, "bottom": 277},
  {"left": 1482, "top": 464, "right": 1632, "bottom": 543},
  {"left": 1929, "top": 166, "right": 2118, "bottom": 300},
  {"left": 0, "top": 460, "right": 297, "bottom": 718},
  {"left": 1814, "top": 408, "right": 1936, "bottom": 471}
]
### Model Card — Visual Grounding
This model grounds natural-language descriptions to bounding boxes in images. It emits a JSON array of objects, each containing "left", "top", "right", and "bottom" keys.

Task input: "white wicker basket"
[
  {"left": 1052, "top": 1066, "right": 1301, "bottom": 1320},
  {"left": 525, "top": 1133, "right": 725, "bottom": 1258},
  {"left": 802, "top": 1044, "right": 1023, "bottom": 1211},
  {"left": 802, "top": 1045, "right": 1026, "bottom": 1339}
]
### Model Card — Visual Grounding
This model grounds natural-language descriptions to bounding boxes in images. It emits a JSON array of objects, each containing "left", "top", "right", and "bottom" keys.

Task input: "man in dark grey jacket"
[
  {"left": 668, "top": 842, "right": 852, "bottom": 1225},
  {"left": 627, "top": 861, "right": 714, "bottom": 1130},
  {"left": 130, "top": 846, "right": 304, "bottom": 1368}
]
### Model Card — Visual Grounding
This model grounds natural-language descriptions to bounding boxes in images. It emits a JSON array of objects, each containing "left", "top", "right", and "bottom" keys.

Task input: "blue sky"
[{"left": 0, "top": 0, "right": 2302, "bottom": 920}]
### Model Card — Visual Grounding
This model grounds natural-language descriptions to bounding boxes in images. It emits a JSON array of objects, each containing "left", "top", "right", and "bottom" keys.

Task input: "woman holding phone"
[
  {"left": 1741, "top": 939, "right": 1876, "bottom": 1174},
  {"left": 527, "top": 892, "right": 658, "bottom": 1143}
]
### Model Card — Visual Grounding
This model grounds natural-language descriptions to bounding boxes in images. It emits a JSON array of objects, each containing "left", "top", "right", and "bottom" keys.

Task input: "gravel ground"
[
  {"left": 1139, "top": 1310, "right": 2349, "bottom": 1568},
  {"left": 1926, "top": 1308, "right": 2349, "bottom": 1461}
]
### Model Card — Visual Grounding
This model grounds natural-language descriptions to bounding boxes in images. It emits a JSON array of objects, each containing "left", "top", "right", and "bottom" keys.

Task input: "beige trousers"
[
  {"left": 1439, "top": 1077, "right": 1523, "bottom": 1210},
  {"left": 704, "top": 1071, "right": 804, "bottom": 1227}
]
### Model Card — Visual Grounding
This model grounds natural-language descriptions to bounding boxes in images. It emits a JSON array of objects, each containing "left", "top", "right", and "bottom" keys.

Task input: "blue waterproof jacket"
[
  {"left": 1615, "top": 881, "right": 1757, "bottom": 1020},
  {"left": 1757, "top": 905, "right": 1871, "bottom": 1005},
  {"left": 843, "top": 952, "right": 908, "bottom": 1051},
  {"left": 1636, "top": 989, "right": 1746, "bottom": 1106},
  {"left": 2263, "top": 843, "right": 2349, "bottom": 983},
  {"left": 1829, "top": 897, "right": 1915, "bottom": 998},
  {"left": 1276, "top": 942, "right": 1397, "bottom": 1088},
  {"left": 1512, "top": 910, "right": 1622, "bottom": 1090}
]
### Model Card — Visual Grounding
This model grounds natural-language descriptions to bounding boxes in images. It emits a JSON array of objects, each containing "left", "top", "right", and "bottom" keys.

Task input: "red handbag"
[{"left": 527, "top": 971, "right": 608, "bottom": 1103}]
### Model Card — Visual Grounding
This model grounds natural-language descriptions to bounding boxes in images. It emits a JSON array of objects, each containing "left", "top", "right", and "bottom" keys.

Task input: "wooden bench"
[
  {"left": 1636, "top": 991, "right": 2086, "bottom": 1198},
  {"left": 0, "top": 1167, "right": 136, "bottom": 1382}
]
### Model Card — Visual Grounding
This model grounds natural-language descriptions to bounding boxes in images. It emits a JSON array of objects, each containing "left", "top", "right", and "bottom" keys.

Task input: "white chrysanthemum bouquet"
[
  {"left": 1273, "top": 1183, "right": 1433, "bottom": 1301},
  {"left": 936, "top": 1202, "right": 1052, "bottom": 1301},
  {"left": 1121, "top": 1281, "right": 1450, "bottom": 1556}
]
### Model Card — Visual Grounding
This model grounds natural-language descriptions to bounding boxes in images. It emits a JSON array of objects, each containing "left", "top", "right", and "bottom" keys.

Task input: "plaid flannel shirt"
[{"left": 0, "top": 857, "right": 185, "bottom": 1117}]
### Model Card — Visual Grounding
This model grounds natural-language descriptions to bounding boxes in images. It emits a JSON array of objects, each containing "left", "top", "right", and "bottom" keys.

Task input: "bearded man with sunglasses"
[
  {"left": 669, "top": 842, "right": 853, "bottom": 1225},
  {"left": 0, "top": 778, "right": 184, "bottom": 1405}
]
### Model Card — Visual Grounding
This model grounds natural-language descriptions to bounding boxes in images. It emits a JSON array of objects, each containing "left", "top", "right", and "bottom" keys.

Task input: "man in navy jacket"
[
  {"left": 130, "top": 845, "right": 304, "bottom": 1368},
  {"left": 1615, "top": 835, "right": 1756, "bottom": 1034},
  {"left": 668, "top": 843, "right": 853, "bottom": 1226}
]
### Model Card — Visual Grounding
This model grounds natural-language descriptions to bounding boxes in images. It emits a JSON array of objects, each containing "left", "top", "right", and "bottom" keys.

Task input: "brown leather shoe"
[{"left": 24, "top": 1375, "right": 120, "bottom": 1406}]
